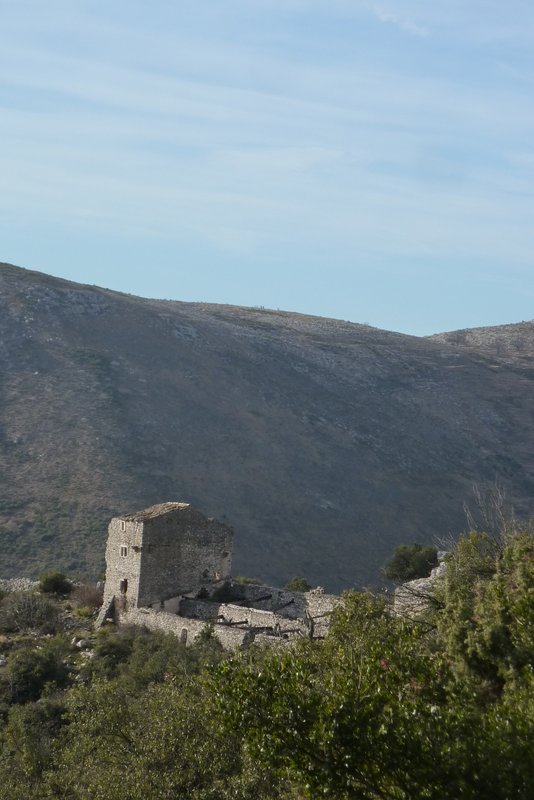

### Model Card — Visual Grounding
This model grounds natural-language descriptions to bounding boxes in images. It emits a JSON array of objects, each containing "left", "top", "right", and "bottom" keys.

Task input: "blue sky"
[{"left": 1, "top": 0, "right": 533, "bottom": 335}]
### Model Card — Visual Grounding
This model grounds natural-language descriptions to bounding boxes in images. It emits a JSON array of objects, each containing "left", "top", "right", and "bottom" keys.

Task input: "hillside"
[{"left": 1, "top": 261, "right": 534, "bottom": 590}]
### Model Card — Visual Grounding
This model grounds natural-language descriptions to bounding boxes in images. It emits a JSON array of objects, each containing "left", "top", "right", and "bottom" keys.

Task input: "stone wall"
[
  {"left": 137, "top": 507, "right": 233, "bottom": 607},
  {"left": 121, "top": 608, "right": 251, "bottom": 649},
  {"left": 305, "top": 590, "right": 340, "bottom": 636},
  {"left": 101, "top": 518, "right": 143, "bottom": 611},
  {"left": 179, "top": 598, "right": 301, "bottom": 633},
  {"left": 393, "top": 560, "right": 447, "bottom": 617}
]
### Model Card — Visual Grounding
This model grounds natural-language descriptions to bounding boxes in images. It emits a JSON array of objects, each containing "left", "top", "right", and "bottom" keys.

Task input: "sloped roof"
[{"left": 121, "top": 502, "right": 191, "bottom": 521}]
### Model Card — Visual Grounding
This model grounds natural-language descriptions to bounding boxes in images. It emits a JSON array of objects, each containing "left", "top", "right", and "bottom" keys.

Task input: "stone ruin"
[
  {"left": 393, "top": 551, "right": 449, "bottom": 617},
  {"left": 97, "top": 501, "right": 338, "bottom": 648}
]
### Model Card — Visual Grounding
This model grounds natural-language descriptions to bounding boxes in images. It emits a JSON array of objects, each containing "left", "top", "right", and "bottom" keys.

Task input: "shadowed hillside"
[{"left": 1, "top": 261, "right": 534, "bottom": 590}]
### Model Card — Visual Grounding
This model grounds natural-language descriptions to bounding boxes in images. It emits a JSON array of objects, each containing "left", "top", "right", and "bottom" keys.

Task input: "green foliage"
[
  {"left": 285, "top": 576, "right": 312, "bottom": 592},
  {"left": 383, "top": 542, "right": 438, "bottom": 582},
  {"left": 48, "top": 679, "right": 280, "bottom": 800},
  {"left": 213, "top": 594, "right": 457, "bottom": 799},
  {"left": 38, "top": 570, "right": 72, "bottom": 596},
  {"left": 436, "top": 530, "right": 534, "bottom": 688},
  {"left": 1, "top": 529, "right": 534, "bottom": 799},
  {"left": 3, "top": 636, "right": 70, "bottom": 704},
  {"left": 0, "top": 697, "right": 66, "bottom": 795},
  {"left": 86, "top": 626, "right": 224, "bottom": 689}
]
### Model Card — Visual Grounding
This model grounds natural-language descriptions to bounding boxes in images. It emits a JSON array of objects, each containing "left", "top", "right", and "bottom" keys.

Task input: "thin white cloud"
[
  {"left": 369, "top": 4, "right": 429, "bottom": 37},
  {"left": 1, "top": 1, "right": 533, "bottom": 278}
]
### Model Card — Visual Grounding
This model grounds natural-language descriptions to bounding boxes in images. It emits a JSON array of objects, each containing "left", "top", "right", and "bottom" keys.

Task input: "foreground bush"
[{"left": 0, "top": 529, "right": 533, "bottom": 799}]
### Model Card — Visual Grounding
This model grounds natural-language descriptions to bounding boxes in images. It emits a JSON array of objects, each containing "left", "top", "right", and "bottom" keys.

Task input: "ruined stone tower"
[{"left": 100, "top": 502, "right": 233, "bottom": 617}]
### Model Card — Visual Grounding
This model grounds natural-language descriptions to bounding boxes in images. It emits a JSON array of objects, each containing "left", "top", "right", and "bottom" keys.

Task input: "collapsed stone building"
[
  {"left": 97, "top": 502, "right": 338, "bottom": 648},
  {"left": 393, "top": 552, "right": 449, "bottom": 617}
]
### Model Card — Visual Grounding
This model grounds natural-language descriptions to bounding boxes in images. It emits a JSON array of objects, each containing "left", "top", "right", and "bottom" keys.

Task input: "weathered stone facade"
[
  {"left": 98, "top": 501, "right": 338, "bottom": 648},
  {"left": 98, "top": 502, "right": 232, "bottom": 620}
]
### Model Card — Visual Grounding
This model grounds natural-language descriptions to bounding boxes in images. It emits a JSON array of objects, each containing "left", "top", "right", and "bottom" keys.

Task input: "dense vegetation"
[{"left": 1, "top": 527, "right": 533, "bottom": 799}]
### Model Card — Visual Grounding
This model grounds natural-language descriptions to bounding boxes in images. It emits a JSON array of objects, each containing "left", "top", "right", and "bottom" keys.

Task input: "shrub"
[
  {"left": 0, "top": 592, "right": 61, "bottom": 634},
  {"left": 7, "top": 636, "right": 70, "bottom": 704},
  {"left": 39, "top": 571, "right": 72, "bottom": 596},
  {"left": 285, "top": 576, "right": 312, "bottom": 592},
  {"left": 383, "top": 542, "right": 438, "bottom": 582},
  {"left": 70, "top": 583, "right": 103, "bottom": 610}
]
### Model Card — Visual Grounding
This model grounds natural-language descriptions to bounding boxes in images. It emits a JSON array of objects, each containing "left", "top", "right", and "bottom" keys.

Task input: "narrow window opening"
[
  {"left": 119, "top": 579, "right": 128, "bottom": 594},
  {"left": 180, "top": 628, "right": 188, "bottom": 645},
  {"left": 120, "top": 520, "right": 126, "bottom": 532},
  {"left": 120, "top": 545, "right": 128, "bottom": 557}
]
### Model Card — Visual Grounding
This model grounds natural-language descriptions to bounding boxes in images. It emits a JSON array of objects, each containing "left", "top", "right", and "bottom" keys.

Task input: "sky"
[{"left": 1, "top": 0, "right": 533, "bottom": 335}]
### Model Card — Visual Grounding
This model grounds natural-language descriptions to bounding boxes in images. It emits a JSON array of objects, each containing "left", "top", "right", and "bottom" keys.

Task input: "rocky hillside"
[{"left": 1, "top": 261, "right": 534, "bottom": 590}]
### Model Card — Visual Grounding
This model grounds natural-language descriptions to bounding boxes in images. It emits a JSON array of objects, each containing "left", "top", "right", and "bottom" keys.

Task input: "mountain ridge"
[{"left": 1, "top": 261, "right": 534, "bottom": 590}]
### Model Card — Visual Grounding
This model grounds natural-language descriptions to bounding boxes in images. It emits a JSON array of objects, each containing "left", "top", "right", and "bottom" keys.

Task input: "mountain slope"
[{"left": 1, "top": 262, "right": 534, "bottom": 590}]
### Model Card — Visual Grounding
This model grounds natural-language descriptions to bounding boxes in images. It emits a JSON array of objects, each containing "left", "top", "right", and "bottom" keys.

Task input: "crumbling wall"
[
  {"left": 304, "top": 590, "right": 339, "bottom": 636},
  {"left": 121, "top": 608, "right": 251, "bottom": 649},
  {"left": 179, "top": 598, "right": 301, "bottom": 633},
  {"left": 393, "top": 559, "right": 448, "bottom": 617}
]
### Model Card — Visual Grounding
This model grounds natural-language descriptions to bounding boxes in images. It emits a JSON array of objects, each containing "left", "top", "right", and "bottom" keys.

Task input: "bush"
[
  {"left": 383, "top": 542, "right": 438, "bottom": 582},
  {"left": 285, "top": 576, "right": 312, "bottom": 592},
  {"left": 39, "top": 571, "right": 72, "bottom": 596},
  {"left": 6, "top": 636, "right": 70, "bottom": 704},
  {"left": 0, "top": 592, "right": 61, "bottom": 634},
  {"left": 71, "top": 583, "right": 103, "bottom": 610}
]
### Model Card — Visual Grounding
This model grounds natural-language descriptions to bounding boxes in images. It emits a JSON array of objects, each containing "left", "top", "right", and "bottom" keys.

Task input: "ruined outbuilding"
[{"left": 98, "top": 502, "right": 338, "bottom": 648}]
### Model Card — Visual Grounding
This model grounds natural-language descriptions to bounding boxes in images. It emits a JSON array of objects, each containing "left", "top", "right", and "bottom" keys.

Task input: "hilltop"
[{"left": 1, "top": 261, "right": 534, "bottom": 590}]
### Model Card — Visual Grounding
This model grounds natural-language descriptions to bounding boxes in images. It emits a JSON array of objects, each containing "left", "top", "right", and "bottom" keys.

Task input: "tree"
[
  {"left": 383, "top": 543, "right": 438, "bottom": 582},
  {"left": 285, "top": 576, "right": 312, "bottom": 592},
  {"left": 38, "top": 571, "right": 72, "bottom": 596}
]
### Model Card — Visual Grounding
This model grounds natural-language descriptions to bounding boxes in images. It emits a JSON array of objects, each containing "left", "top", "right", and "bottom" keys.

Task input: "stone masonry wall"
[
  {"left": 179, "top": 598, "right": 301, "bottom": 633},
  {"left": 102, "top": 518, "right": 144, "bottom": 611},
  {"left": 137, "top": 507, "right": 233, "bottom": 607},
  {"left": 121, "top": 608, "right": 251, "bottom": 649},
  {"left": 305, "top": 591, "right": 340, "bottom": 636}
]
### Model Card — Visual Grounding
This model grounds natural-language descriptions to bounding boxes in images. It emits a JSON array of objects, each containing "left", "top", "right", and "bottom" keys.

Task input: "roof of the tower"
[{"left": 121, "top": 502, "right": 191, "bottom": 522}]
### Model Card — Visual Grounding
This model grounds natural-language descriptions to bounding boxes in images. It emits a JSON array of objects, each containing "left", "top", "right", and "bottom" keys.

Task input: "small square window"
[{"left": 120, "top": 545, "right": 128, "bottom": 557}]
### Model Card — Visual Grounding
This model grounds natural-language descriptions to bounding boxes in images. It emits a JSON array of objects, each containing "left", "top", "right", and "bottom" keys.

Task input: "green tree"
[
  {"left": 38, "top": 571, "right": 72, "bottom": 596},
  {"left": 0, "top": 697, "right": 66, "bottom": 798},
  {"left": 285, "top": 576, "right": 312, "bottom": 592},
  {"left": 48, "top": 679, "right": 283, "bottom": 800},
  {"left": 383, "top": 542, "right": 438, "bottom": 582},
  {"left": 5, "top": 636, "right": 70, "bottom": 705},
  {"left": 436, "top": 529, "right": 534, "bottom": 687},
  {"left": 212, "top": 592, "right": 477, "bottom": 799}
]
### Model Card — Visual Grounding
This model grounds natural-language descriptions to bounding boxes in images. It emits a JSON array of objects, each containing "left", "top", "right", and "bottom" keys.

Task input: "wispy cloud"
[
  {"left": 1, "top": 0, "right": 534, "bottom": 333},
  {"left": 369, "top": 4, "right": 429, "bottom": 37}
]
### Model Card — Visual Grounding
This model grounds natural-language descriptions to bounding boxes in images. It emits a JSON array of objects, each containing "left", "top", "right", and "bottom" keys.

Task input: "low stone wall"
[
  {"left": 120, "top": 608, "right": 252, "bottom": 649},
  {"left": 393, "top": 560, "right": 447, "bottom": 617},
  {"left": 0, "top": 578, "right": 39, "bottom": 592},
  {"left": 179, "top": 598, "right": 299, "bottom": 632},
  {"left": 305, "top": 591, "right": 340, "bottom": 636}
]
